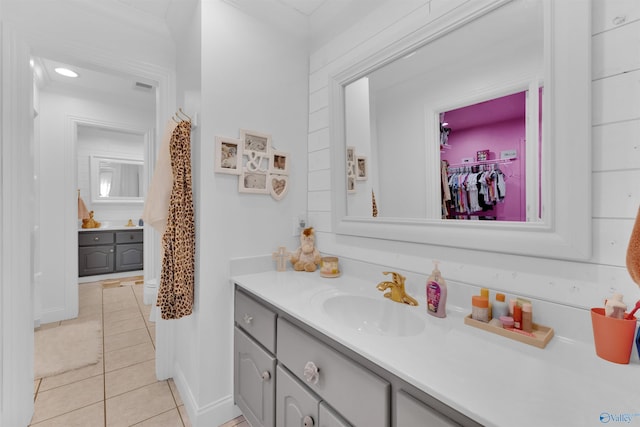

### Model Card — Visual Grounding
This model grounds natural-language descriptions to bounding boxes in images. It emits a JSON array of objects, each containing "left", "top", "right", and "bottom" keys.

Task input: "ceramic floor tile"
[
  {"left": 31, "top": 375, "right": 104, "bottom": 425},
  {"left": 132, "top": 408, "right": 184, "bottom": 427},
  {"left": 104, "top": 341, "right": 155, "bottom": 372},
  {"left": 105, "top": 359, "right": 157, "bottom": 398},
  {"left": 103, "top": 306, "right": 142, "bottom": 323},
  {"left": 103, "top": 298, "right": 139, "bottom": 313},
  {"left": 103, "top": 327, "right": 151, "bottom": 353},
  {"left": 178, "top": 406, "right": 191, "bottom": 427},
  {"left": 30, "top": 402, "right": 104, "bottom": 427},
  {"left": 168, "top": 379, "right": 183, "bottom": 406},
  {"left": 38, "top": 362, "right": 103, "bottom": 392},
  {"left": 36, "top": 322, "right": 61, "bottom": 331},
  {"left": 105, "top": 381, "right": 176, "bottom": 427},
  {"left": 103, "top": 315, "right": 146, "bottom": 337}
]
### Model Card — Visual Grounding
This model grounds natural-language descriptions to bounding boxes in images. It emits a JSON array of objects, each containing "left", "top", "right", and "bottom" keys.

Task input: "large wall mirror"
[
  {"left": 331, "top": 0, "right": 592, "bottom": 260},
  {"left": 90, "top": 155, "right": 144, "bottom": 203}
]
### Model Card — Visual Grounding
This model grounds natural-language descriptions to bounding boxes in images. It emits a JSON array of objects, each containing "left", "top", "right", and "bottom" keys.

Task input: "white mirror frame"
[
  {"left": 90, "top": 155, "right": 144, "bottom": 204},
  {"left": 330, "top": 0, "right": 591, "bottom": 260}
]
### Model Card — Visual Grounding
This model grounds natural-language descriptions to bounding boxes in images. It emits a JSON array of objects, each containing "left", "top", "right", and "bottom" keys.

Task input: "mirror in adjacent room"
[
  {"left": 333, "top": 0, "right": 592, "bottom": 260},
  {"left": 91, "top": 156, "right": 143, "bottom": 201}
]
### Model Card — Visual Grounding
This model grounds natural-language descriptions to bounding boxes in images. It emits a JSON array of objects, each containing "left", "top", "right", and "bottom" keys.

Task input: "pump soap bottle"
[{"left": 426, "top": 260, "right": 447, "bottom": 318}]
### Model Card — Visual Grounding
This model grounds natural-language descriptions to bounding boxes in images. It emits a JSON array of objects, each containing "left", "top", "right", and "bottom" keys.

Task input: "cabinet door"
[
  {"left": 78, "top": 245, "right": 114, "bottom": 276},
  {"left": 234, "top": 327, "right": 275, "bottom": 427},
  {"left": 115, "top": 243, "right": 143, "bottom": 272},
  {"left": 276, "top": 365, "right": 319, "bottom": 427},
  {"left": 320, "top": 402, "right": 351, "bottom": 427},
  {"left": 396, "top": 391, "right": 460, "bottom": 427}
]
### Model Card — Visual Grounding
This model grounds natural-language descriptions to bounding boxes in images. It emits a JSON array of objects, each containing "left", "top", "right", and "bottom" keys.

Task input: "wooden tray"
[{"left": 464, "top": 314, "right": 554, "bottom": 349}]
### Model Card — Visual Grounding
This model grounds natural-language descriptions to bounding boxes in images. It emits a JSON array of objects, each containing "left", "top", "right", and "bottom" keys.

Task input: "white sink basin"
[{"left": 322, "top": 295, "right": 425, "bottom": 337}]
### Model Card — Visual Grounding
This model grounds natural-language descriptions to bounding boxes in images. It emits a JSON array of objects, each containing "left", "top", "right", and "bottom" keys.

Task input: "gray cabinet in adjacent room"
[{"left": 78, "top": 229, "right": 143, "bottom": 277}]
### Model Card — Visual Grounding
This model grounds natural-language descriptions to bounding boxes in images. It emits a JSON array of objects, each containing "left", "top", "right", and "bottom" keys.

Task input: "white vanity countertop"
[
  {"left": 232, "top": 270, "right": 640, "bottom": 427},
  {"left": 78, "top": 226, "right": 144, "bottom": 232}
]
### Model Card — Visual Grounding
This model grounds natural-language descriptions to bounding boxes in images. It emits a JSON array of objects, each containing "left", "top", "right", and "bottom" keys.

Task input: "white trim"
[
  {"left": 330, "top": 0, "right": 591, "bottom": 260},
  {"left": 27, "top": 40, "right": 176, "bottom": 379},
  {"left": 1, "top": 21, "right": 36, "bottom": 427}
]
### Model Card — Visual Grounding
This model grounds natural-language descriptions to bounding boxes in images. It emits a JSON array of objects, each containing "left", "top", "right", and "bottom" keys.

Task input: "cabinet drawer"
[
  {"left": 277, "top": 318, "right": 390, "bottom": 427},
  {"left": 115, "top": 230, "right": 143, "bottom": 243},
  {"left": 79, "top": 231, "right": 114, "bottom": 246},
  {"left": 235, "top": 290, "right": 277, "bottom": 353}
]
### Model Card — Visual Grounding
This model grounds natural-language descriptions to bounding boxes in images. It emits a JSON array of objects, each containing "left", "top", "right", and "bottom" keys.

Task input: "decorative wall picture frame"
[
  {"left": 239, "top": 170, "right": 269, "bottom": 194},
  {"left": 477, "top": 149, "right": 489, "bottom": 162},
  {"left": 241, "top": 129, "right": 271, "bottom": 173},
  {"left": 269, "top": 174, "right": 288, "bottom": 200},
  {"left": 214, "top": 136, "right": 242, "bottom": 174},
  {"left": 346, "top": 146, "right": 357, "bottom": 193},
  {"left": 347, "top": 176, "right": 356, "bottom": 193},
  {"left": 270, "top": 151, "right": 289, "bottom": 175},
  {"left": 216, "top": 128, "right": 291, "bottom": 200},
  {"left": 356, "top": 156, "right": 367, "bottom": 180}
]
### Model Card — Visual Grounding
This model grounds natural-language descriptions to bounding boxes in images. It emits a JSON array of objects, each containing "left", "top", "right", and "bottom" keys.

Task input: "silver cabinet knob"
[
  {"left": 109, "top": 249, "right": 114, "bottom": 253},
  {"left": 243, "top": 314, "right": 253, "bottom": 324},
  {"left": 261, "top": 371, "right": 271, "bottom": 381},
  {"left": 303, "top": 415, "right": 314, "bottom": 427},
  {"left": 94, "top": 237, "right": 99, "bottom": 241}
]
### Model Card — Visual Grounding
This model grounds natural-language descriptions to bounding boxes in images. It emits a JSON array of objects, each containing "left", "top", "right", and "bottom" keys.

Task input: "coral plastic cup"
[{"left": 591, "top": 308, "right": 638, "bottom": 364}]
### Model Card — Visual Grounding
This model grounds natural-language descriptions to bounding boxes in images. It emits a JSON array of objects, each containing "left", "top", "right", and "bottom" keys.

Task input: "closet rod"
[{"left": 446, "top": 158, "right": 515, "bottom": 168}]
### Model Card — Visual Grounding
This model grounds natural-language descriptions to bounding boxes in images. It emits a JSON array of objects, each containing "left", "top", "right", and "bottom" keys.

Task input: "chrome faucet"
[{"left": 376, "top": 271, "right": 418, "bottom": 306}]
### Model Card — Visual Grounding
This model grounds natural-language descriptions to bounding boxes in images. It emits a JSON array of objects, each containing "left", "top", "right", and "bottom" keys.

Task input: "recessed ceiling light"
[{"left": 54, "top": 67, "right": 79, "bottom": 78}]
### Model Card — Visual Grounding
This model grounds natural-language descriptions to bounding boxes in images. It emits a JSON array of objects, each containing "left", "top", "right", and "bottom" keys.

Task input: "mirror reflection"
[
  {"left": 344, "top": 0, "right": 543, "bottom": 222},
  {"left": 91, "top": 156, "right": 143, "bottom": 202}
]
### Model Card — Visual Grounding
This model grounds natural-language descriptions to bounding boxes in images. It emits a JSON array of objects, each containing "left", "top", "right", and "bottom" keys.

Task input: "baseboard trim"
[{"left": 172, "top": 365, "right": 241, "bottom": 427}]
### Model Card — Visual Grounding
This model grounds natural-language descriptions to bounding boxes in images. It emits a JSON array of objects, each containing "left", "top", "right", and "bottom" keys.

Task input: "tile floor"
[{"left": 31, "top": 278, "right": 249, "bottom": 427}]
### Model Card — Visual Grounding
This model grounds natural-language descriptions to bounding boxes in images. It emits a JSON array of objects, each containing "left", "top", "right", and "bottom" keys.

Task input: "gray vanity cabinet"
[
  {"left": 277, "top": 318, "right": 388, "bottom": 427},
  {"left": 78, "top": 232, "right": 115, "bottom": 276},
  {"left": 234, "top": 327, "right": 276, "bottom": 427},
  {"left": 276, "top": 365, "right": 319, "bottom": 427},
  {"left": 234, "top": 291, "right": 277, "bottom": 427},
  {"left": 78, "top": 230, "right": 143, "bottom": 277},
  {"left": 319, "top": 402, "right": 351, "bottom": 427},
  {"left": 234, "top": 286, "right": 478, "bottom": 427},
  {"left": 396, "top": 390, "right": 460, "bottom": 427}
]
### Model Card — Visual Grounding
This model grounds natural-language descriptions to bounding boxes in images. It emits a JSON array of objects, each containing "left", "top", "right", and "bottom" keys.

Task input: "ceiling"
[{"left": 33, "top": 0, "right": 384, "bottom": 102}]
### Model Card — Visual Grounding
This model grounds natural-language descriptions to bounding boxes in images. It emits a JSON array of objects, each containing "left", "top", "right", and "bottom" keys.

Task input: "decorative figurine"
[
  {"left": 272, "top": 246, "right": 291, "bottom": 272},
  {"left": 290, "top": 227, "right": 321, "bottom": 272},
  {"left": 81, "top": 211, "right": 101, "bottom": 229}
]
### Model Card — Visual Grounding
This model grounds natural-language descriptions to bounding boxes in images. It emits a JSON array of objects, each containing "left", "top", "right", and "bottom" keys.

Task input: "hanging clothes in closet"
[
  {"left": 447, "top": 165, "right": 506, "bottom": 217},
  {"left": 157, "top": 118, "right": 195, "bottom": 320}
]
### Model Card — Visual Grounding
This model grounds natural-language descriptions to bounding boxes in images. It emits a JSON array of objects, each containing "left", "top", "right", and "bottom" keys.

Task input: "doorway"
[{"left": 31, "top": 56, "right": 157, "bottom": 325}]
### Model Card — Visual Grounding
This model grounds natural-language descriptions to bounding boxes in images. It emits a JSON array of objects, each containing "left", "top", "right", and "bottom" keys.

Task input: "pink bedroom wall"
[{"left": 441, "top": 92, "right": 527, "bottom": 221}]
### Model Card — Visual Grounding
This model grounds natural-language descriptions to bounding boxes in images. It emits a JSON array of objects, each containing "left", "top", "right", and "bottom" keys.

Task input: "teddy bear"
[{"left": 290, "top": 227, "right": 321, "bottom": 272}]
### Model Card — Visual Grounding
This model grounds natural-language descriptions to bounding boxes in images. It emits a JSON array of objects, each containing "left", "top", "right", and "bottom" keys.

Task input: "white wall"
[
  {"left": 307, "top": 1, "right": 640, "bottom": 310},
  {"left": 170, "top": 1, "right": 309, "bottom": 425},
  {"left": 37, "top": 88, "right": 154, "bottom": 324}
]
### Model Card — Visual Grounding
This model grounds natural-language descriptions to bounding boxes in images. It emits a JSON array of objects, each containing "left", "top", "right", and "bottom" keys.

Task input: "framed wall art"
[
  {"left": 270, "top": 151, "right": 289, "bottom": 175},
  {"left": 356, "top": 156, "right": 367, "bottom": 180},
  {"left": 214, "top": 136, "right": 242, "bottom": 174},
  {"left": 239, "top": 170, "right": 269, "bottom": 194}
]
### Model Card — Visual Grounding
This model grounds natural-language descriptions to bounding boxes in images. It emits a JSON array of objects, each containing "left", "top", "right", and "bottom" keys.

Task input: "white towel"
[{"left": 142, "top": 120, "right": 178, "bottom": 234}]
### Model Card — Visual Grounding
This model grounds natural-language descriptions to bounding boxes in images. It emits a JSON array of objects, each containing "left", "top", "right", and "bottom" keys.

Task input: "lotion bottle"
[{"left": 426, "top": 260, "right": 447, "bottom": 318}]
